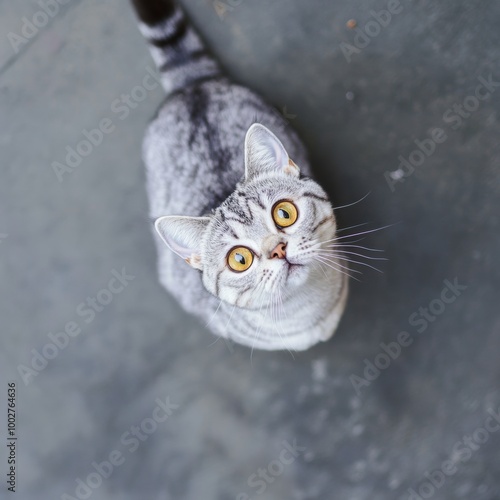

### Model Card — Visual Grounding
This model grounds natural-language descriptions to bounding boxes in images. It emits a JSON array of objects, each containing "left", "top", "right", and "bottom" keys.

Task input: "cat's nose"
[{"left": 270, "top": 242, "right": 287, "bottom": 259}]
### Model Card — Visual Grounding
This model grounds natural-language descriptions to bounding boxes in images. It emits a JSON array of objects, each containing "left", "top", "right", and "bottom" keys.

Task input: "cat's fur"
[{"left": 131, "top": 0, "right": 348, "bottom": 350}]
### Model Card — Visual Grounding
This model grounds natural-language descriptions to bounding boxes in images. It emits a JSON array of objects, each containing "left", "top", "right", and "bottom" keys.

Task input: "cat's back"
[{"left": 143, "top": 78, "right": 309, "bottom": 220}]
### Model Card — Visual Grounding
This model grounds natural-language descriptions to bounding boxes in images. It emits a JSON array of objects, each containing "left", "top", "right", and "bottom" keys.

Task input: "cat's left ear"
[
  {"left": 154, "top": 215, "right": 210, "bottom": 270},
  {"left": 244, "top": 123, "right": 300, "bottom": 181}
]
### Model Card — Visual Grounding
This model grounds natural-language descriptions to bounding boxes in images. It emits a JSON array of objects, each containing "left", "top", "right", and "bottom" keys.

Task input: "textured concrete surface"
[{"left": 1, "top": 0, "right": 499, "bottom": 499}]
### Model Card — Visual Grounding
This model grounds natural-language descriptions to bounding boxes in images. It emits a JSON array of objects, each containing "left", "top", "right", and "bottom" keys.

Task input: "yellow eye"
[
  {"left": 227, "top": 246, "right": 254, "bottom": 272},
  {"left": 272, "top": 200, "right": 298, "bottom": 228}
]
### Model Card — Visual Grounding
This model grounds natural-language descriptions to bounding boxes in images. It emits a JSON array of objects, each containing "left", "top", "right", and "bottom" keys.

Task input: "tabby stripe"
[
  {"left": 312, "top": 215, "right": 334, "bottom": 233},
  {"left": 236, "top": 285, "right": 252, "bottom": 306},
  {"left": 159, "top": 49, "right": 208, "bottom": 72},
  {"left": 310, "top": 201, "right": 317, "bottom": 223},
  {"left": 228, "top": 227, "right": 239, "bottom": 239},
  {"left": 247, "top": 195, "right": 265, "bottom": 210},
  {"left": 147, "top": 18, "right": 187, "bottom": 48},
  {"left": 214, "top": 269, "right": 224, "bottom": 297},
  {"left": 243, "top": 197, "right": 255, "bottom": 222},
  {"left": 223, "top": 215, "right": 252, "bottom": 226},
  {"left": 302, "top": 191, "right": 329, "bottom": 203},
  {"left": 165, "top": 74, "right": 219, "bottom": 102}
]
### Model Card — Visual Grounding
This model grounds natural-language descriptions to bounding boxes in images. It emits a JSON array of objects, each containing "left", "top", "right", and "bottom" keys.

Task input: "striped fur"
[
  {"left": 133, "top": 0, "right": 219, "bottom": 95},
  {"left": 131, "top": 0, "right": 348, "bottom": 350}
]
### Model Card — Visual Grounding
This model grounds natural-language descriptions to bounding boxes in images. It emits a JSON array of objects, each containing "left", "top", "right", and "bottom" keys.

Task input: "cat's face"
[
  {"left": 155, "top": 124, "right": 336, "bottom": 308},
  {"left": 200, "top": 174, "right": 335, "bottom": 307}
]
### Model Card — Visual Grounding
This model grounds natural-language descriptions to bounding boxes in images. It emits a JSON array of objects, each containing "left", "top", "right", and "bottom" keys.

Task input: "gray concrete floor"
[{"left": 1, "top": 0, "right": 499, "bottom": 499}]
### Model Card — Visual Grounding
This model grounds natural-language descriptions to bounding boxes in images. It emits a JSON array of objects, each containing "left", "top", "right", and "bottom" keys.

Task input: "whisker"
[
  {"left": 222, "top": 305, "right": 237, "bottom": 352},
  {"left": 318, "top": 223, "right": 398, "bottom": 246},
  {"left": 250, "top": 285, "right": 269, "bottom": 365},
  {"left": 323, "top": 253, "right": 384, "bottom": 274},
  {"left": 333, "top": 192, "right": 371, "bottom": 211},
  {"left": 314, "top": 255, "right": 360, "bottom": 281},
  {"left": 275, "top": 285, "right": 295, "bottom": 359},
  {"left": 328, "top": 244, "right": 385, "bottom": 253},
  {"left": 319, "top": 248, "right": 388, "bottom": 261},
  {"left": 336, "top": 222, "right": 370, "bottom": 233},
  {"left": 205, "top": 299, "right": 223, "bottom": 328},
  {"left": 315, "top": 259, "right": 329, "bottom": 279},
  {"left": 226, "top": 303, "right": 236, "bottom": 329},
  {"left": 313, "top": 236, "right": 368, "bottom": 248},
  {"left": 315, "top": 257, "right": 360, "bottom": 282},
  {"left": 330, "top": 222, "right": 399, "bottom": 242},
  {"left": 269, "top": 294, "right": 280, "bottom": 349},
  {"left": 331, "top": 237, "right": 367, "bottom": 245},
  {"left": 313, "top": 252, "right": 362, "bottom": 274},
  {"left": 206, "top": 303, "right": 236, "bottom": 349}
]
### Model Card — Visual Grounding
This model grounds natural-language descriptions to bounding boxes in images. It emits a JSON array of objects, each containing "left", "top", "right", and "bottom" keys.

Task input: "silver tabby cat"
[{"left": 131, "top": 0, "right": 348, "bottom": 350}]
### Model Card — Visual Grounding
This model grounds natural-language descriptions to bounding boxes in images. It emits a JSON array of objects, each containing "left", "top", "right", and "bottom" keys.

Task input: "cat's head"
[{"left": 155, "top": 124, "right": 336, "bottom": 308}]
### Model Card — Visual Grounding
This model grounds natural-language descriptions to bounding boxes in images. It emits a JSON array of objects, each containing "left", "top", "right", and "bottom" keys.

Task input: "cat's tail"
[{"left": 130, "top": 0, "right": 221, "bottom": 95}]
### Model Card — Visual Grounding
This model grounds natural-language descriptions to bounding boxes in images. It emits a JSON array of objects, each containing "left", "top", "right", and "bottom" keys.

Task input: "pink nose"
[{"left": 270, "top": 242, "right": 287, "bottom": 259}]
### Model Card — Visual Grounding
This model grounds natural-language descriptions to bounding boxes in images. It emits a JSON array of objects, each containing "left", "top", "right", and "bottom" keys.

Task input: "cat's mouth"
[
  {"left": 283, "top": 260, "right": 308, "bottom": 285},
  {"left": 286, "top": 262, "right": 304, "bottom": 276}
]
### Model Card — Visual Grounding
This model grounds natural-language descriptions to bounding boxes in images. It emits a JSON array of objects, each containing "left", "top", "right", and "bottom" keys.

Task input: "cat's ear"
[
  {"left": 154, "top": 216, "right": 210, "bottom": 269},
  {"left": 244, "top": 124, "right": 299, "bottom": 181}
]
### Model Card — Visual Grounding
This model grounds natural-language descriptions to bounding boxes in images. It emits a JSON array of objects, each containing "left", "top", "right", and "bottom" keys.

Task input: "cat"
[{"left": 131, "top": 0, "right": 348, "bottom": 351}]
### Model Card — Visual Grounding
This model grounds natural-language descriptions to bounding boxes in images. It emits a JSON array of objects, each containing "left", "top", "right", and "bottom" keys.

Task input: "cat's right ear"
[
  {"left": 154, "top": 216, "right": 210, "bottom": 270},
  {"left": 244, "top": 124, "right": 299, "bottom": 181}
]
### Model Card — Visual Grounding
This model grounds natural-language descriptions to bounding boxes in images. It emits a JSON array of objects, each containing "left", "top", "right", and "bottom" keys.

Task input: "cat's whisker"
[
  {"left": 333, "top": 191, "right": 371, "bottom": 211},
  {"left": 226, "top": 303, "right": 236, "bottom": 329},
  {"left": 318, "top": 248, "right": 388, "bottom": 261},
  {"left": 336, "top": 222, "right": 370, "bottom": 233},
  {"left": 274, "top": 285, "right": 295, "bottom": 359},
  {"left": 318, "top": 227, "right": 395, "bottom": 247},
  {"left": 316, "top": 259, "right": 329, "bottom": 280},
  {"left": 270, "top": 295, "right": 279, "bottom": 346},
  {"left": 314, "top": 259, "right": 334, "bottom": 283},
  {"left": 312, "top": 252, "right": 362, "bottom": 274},
  {"left": 250, "top": 284, "right": 270, "bottom": 365},
  {"left": 320, "top": 222, "right": 398, "bottom": 245},
  {"left": 206, "top": 303, "right": 238, "bottom": 350},
  {"left": 310, "top": 239, "right": 376, "bottom": 253},
  {"left": 315, "top": 257, "right": 360, "bottom": 282},
  {"left": 331, "top": 237, "right": 367, "bottom": 245},
  {"left": 327, "top": 243, "right": 385, "bottom": 253},
  {"left": 313, "top": 255, "right": 360, "bottom": 282},
  {"left": 206, "top": 334, "right": 223, "bottom": 348},
  {"left": 205, "top": 299, "right": 223, "bottom": 328},
  {"left": 321, "top": 253, "right": 384, "bottom": 274}
]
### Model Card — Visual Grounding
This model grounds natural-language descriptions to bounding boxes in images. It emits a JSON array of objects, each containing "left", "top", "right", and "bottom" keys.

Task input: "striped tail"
[{"left": 131, "top": 0, "right": 220, "bottom": 95}]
